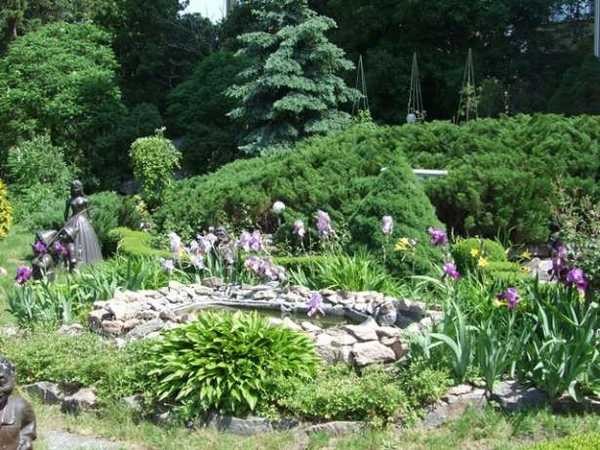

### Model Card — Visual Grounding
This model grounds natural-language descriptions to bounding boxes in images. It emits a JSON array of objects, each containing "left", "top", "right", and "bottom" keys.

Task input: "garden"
[{"left": 0, "top": 1, "right": 599, "bottom": 449}]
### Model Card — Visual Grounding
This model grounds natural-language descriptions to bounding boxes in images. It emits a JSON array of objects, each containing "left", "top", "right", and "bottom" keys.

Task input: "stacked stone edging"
[{"left": 88, "top": 279, "right": 443, "bottom": 366}]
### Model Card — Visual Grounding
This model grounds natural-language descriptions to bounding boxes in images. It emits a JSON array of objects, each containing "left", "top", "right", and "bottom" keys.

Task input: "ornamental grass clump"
[{"left": 148, "top": 311, "right": 318, "bottom": 418}]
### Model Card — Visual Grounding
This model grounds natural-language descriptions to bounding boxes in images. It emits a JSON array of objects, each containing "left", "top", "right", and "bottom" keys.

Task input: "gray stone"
[
  {"left": 106, "top": 302, "right": 142, "bottom": 321},
  {"left": 301, "top": 321, "right": 322, "bottom": 333},
  {"left": 304, "top": 421, "right": 362, "bottom": 436},
  {"left": 375, "top": 326, "right": 403, "bottom": 339},
  {"left": 281, "top": 317, "right": 302, "bottom": 332},
  {"left": 423, "top": 390, "right": 487, "bottom": 428},
  {"left": 342, "top": 324, "right": 378, "bottom": 342},
  {"left": 374, "top": 301, "right": 397, "bottom": 326},
  {"left": 88, "top": 309, "right": 110, "bottom": 330},
  {"left": 24, "top": 381, "right": 63, "bottom": 405},
  {"left": 350, "top": 341, "right": 396, "bottom": 367},
  {"left": 252, "top": 290, "right": 277, "bottom": 300},
  {"left": 193, "top": 284, "right": 215, "bottom": 296},
  {"left": 446, "top": 384, "right": 473, "bottom": 397},
  {"left": 57, "top": 324, "right": 84, "bottom": 337},
  {"left": 101, "top": 320, "right": 124, "bottom": 336},
  {"left": 128, "top": 319, "right": 165, "bottom": 339},
  {"left": 61, "top": 388, "right": 97, "bottom": 414},
  {"left": 122, "top": 318, "right": 140, "bottom": 332},
  {"left": 137, "top": 310, "right": 159, "bottom": 321},
  {"left": 121, "top": 394, "right": 144, "bottom": 413},
  {"left": 316, "top": 344, "right": 340, "bottom": 364},
  {"left": 327, "top": 330, "right": 358, "bottom": 347},
  {"left": 159, "top": 309, "right": 178, "bottom": 322},
  {"left": 206, "top": 414, "right": 273, "bottom": 436},
  {"left": 380, "top": 337, "right": 408, "bottom": 359},
  {"left": 202, "top": 277, "right": 224, "bottom": 289},
  {"left": 491, "top": 380, "right": 547, "bottom": 412}
]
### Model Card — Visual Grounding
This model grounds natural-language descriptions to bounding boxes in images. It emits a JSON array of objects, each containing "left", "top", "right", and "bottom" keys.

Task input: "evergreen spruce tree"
[{"left": 227, "top": 0, "right": 360, "bottom": 154}]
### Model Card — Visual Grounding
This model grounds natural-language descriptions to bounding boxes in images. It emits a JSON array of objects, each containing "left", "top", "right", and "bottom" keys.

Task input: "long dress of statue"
[{"left": 63, "top": 180, "right": 103, "bottom": 265}]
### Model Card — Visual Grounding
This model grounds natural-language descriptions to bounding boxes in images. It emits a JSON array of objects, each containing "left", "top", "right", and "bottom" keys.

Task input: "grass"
[
  {"left": 0, "top": 225, "right": 34, "bottom": 324},
  {"left": 27, "top": 397, "right": 600, "bottom": 450}
]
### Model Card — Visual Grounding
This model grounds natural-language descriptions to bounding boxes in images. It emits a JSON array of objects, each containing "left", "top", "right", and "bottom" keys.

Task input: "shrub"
[
  {"left": 5, "top": 135, "right": 73, "bottom": 197},
  {"left": 148, "top": 311, "right": 318, "bottom": 418},
  {"left": 277, "top": 364, "right": 407, "bottom": 424},
  {"left": 119, "top": 195, "right": 153, "bottom": 231},
  {"left": 396, "top": 359, "right": 451, "bottom": 408},
  {"left": 451, "top": 238, "right": 507, "bottom": 274},
  {"left": 88, "top": 192, "right": 123, "bottom": 252},
  {"left": 157, "top": 124, "right": 444, "bottom": 276},
  {"left": 130, "top": 129, "right": 181, "bottom": 209},
  {"left": 11, "top": 187, "right": 64, "bottom": 232},
  {"left": 386, "top": 115, "right": 600, "bottom": 243},
  {"left": 107, "top": 227, "right": 169, "bottom": 258},
  {"left": 0, "top": 22, "right": 127, "bottom": 181},
  {"left": 0, "top": 180, "right": 12, "bottom": 240},
  {"left": 0, "top": 331, "right": 150, "bottom": 402}
]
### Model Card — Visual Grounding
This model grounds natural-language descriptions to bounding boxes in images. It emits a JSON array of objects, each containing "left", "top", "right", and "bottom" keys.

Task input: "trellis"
[
  {"left": 455, "top": 48, "right": 478, "bottom": 123},
  {"left": 407, "top": 52, "right": 426, "bottom": 123},
  {"left": 352, "top": 54, "right": 370, "bottom": 115}
]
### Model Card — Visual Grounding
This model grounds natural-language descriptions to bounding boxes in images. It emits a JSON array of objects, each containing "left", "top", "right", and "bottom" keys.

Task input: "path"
[{"left": 41, "top": 430, "right": 133, "bottom": 450}]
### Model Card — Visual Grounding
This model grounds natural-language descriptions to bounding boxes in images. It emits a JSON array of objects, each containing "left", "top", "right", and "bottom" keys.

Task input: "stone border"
[{"left": 88, "top": 279, "right": 443, "bottom": 367}]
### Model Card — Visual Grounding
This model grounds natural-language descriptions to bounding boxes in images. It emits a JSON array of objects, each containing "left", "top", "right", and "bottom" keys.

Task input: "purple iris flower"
[
  {"left": 244, "top": 256, "right": 286, "bottom": 282},
  {"left": 238, "top": 231, "right": 252, "bottom": 252},
  {"left": 381, "top": 216, "right": 394, "bottom": 236},
  {"left": 443, "top": 262, "right": 461, "bottom": 280},
  {"left": 315, "top": 210, "right": 333, "bottom": 238},
  {"left": 33, "top": 240, "right": 47, "bottom": 255},
  {"left": 549, "top": 244, "right": 569, "bottom": 282},
  {"left": 428, "top": 227, "right": 448, "bottom": 246},
  {"left": 160, "top": 258, "right": 175, "bottom": 274},
  {"left": 53, "top": 241, "right": 68, "bottom": 257},
  {"left": 15, "top": 266, "right": 33, "bottom": 285},
  {"left": 497, "top": 287, "right": 520, "bottom": 310},
  {"left": 307, "top": 292, "right": 325, "bottom": 317},
  {"left": 566, "top": 268, "right": 588, "bottom": 295},
  {"left": 190, "top": 255, "right": 205, "bottom": 270},
  {"left": 293, "top": 220, "right": 306, "bottom": 239},
  {"left": 249, "top": 230, "right": 263, "bottom": 252},
  {"left": 168, "top": 233, "right": 182, "bottom": 257}
]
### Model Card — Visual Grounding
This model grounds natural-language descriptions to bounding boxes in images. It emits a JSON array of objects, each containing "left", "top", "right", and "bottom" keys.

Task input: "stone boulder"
[{"left": 350, "top": 341, "right": 396, "bottom": 367}]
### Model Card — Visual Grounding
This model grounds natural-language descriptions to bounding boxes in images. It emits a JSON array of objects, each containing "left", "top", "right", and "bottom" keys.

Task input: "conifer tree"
[{"left": 227, "top": 0, "right": 359, "bottom": 154}]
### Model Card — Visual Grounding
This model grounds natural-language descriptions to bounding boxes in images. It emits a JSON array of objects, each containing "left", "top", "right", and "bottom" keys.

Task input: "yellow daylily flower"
[
  {"left": 395, "top": 237, "right": 413, "bottom": 252},
  {"left": 520, "top": 250, "right": 532, "bottom": 260},
  {"left": 478, "top": 257, "right": 489, "bottom": 268},
  {"left": 470, "top": 248, "right": 480, "bottom": 258}
]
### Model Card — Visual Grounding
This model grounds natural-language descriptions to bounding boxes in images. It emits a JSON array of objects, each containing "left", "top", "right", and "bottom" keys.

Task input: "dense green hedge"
[
  {"left": 388, "top": 114, "right": 600, "bottom": 243},
  {"left": 156, "top": 124, "right": 444, "bottom": 276}
]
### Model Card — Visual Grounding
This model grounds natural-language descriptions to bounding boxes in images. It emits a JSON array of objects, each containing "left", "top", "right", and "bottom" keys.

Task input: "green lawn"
[
  {"left": 0, "top": 226, "right": 34, "bottom": 324},
  {"left": 30, "top": 400, "right": 600, "bottom": 450}
]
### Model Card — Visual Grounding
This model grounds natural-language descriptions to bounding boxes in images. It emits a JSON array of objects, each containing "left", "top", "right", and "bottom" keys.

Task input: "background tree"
[
  {"left": 227, "top": 0, "right": 359, "bottom": 154},
  {"left": 0, "top": 22, "right": 127, "bottom": 184},
  {"left": 167, "top": 51, "right": 249, "bottom": 174}
]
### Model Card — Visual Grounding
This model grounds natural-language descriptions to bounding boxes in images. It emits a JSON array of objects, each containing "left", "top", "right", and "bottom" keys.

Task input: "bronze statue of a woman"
[{"left": 63, "top": 180, "right": 103, "bottom": 265}]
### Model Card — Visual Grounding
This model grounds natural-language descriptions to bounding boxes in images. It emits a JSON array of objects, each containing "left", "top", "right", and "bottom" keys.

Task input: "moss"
[{"left": 108, "top": 227, "right": 169, "bottom": 258}]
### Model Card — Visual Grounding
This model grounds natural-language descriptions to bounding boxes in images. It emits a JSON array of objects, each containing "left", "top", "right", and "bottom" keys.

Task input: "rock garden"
[{"left": 0, "top": 1, "right": 599, "bottom": 448}]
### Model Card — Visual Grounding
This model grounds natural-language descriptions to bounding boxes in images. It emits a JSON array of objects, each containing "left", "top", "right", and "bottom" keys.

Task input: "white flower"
[
  {"left": 0, "top": 267, "right": 7, "bottom": 277},
  {"left": 272, "top": 201, "right": 286, "bottom": 215}
]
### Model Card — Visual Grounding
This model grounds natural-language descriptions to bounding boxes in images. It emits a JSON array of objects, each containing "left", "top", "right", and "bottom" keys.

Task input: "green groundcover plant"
[{"left": 147, "top": 311, "right": 318, "bottom": 418}]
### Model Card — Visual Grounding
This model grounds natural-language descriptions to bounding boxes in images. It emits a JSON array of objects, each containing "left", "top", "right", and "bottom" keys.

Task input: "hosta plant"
[{"left": 148, "top": 311, "right": 318, "bottom": 418}]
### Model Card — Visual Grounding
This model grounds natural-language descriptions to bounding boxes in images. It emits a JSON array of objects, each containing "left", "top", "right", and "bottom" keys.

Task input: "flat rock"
[
  {"left": 301, "top": 321, "right": 322, "bottom": 333},
  {"left": 281, "top": 317, "right": 302, "bottom": 332},
  {"left": 24, "top": 382, "right": 63, "bottom": 405},
  {"left": 350, "top": 341, "right": 396, "bottom": 367},
  {"left": 61, "top": 388, "right": 97, "bottom": 414},
  {"left": 446, "top": 384, "right": 473, "bottom": 397},
  {"left": 342, "top": 324, "right": 378, "bottom": 342},
  {"left": 380, "top": 337, "right": 408, "bottom": 359},
  {"left": 304, "top": 421, "right": 362, "bottom": 436},
  {"left": 101, "top": 320, "right": 124, "bottom": 336},
  {"left": 375, "top": 326, "right": 403, "bottom": 339},
  {"left": 327, "top": 330, "right": 358, "bottom": 347},
  {"left": 491, "top": 380, "right": 547, "bottom": 412},
  {"left": 128, "top": 319, "right": 165, "bottom": 339},
  {"left": 423, "top": 390, "right": 487, "bottom": 428},
  {"left": 206, "top": 414, "right": 273, "bottom": 436}
]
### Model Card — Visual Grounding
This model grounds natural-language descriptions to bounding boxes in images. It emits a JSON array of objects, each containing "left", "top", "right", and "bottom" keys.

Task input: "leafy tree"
[
  {"left": 167, "top": 51, "right": 249, "bottom": 174},
  {"left": 0, "top": 22, "right": 127, "bottom": 184},
  {"left": 130, "top": 128, "right": 181, "bottom": 209},
  {"left": 227, "top": 0, "right": 359, "bottom": 154}
]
